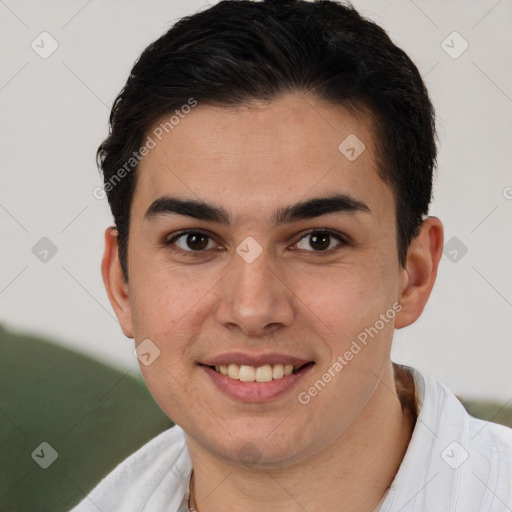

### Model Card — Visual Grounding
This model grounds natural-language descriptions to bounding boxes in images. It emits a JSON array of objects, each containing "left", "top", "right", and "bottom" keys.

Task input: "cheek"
[
  {"left": 138, "top": 358, "right": 206, "bottom": 433},
  {"left": 128, "top": 253, "right": 214, "bottom": 338},
  {"left": 129, "top": 271, "right": 203, "bottom": 413},
  {"left": 288, "top": 258, "right": 397, "bottom": 339}
]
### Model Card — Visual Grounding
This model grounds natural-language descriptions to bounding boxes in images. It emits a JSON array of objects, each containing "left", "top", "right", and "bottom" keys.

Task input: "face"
[{"left": 112, "top": 93, "right": 411, "bottom": 468}]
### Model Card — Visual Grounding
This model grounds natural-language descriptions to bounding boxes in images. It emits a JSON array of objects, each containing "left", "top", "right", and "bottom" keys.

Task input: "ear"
[
  {"left": 101, "top": 226, "right": 134, "bottom": 338},
  {"left": 395, "top": 217, "right": 444, "bottom": 329}
]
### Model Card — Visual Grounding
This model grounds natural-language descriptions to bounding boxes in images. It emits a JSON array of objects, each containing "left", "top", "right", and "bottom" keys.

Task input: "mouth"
[
  {"left": 199, "top": 356, "right": 315, "bottom": 403},
  {"left": 207, "top": 362, "right": 314, "bottom": 382}
]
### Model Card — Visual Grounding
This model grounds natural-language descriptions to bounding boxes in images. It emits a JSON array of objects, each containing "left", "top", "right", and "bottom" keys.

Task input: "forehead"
[{"left": 133, "top": 93, "right": 393, "bottom": 225}]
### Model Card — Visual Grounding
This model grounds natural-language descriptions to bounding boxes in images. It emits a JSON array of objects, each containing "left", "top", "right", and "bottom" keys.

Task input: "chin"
[
  {"left": 218, "top": 441, "right": 306, "bottom": 470},
  {"left": 191, "top": 420, "right": 316, "bottom": 470}
]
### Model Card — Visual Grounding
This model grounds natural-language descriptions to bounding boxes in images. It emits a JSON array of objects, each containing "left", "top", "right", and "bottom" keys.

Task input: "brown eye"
[
  {"left": 295, "top": 231, "right": 346, "bottom": 252},
  {"left": 184, "top": 233, "right": 209, "bottom": 250},
  {"left": 167, "top": 231, "right": 215, "bottom": 253}
]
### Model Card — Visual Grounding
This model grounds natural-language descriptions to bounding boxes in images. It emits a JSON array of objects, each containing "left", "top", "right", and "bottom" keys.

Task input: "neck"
[{"left": 187, "top": 363, "right": 416, "bottom": 512}]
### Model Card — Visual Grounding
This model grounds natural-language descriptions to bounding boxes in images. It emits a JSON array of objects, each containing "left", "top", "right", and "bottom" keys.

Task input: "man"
[{"left": 70, "top": 1, "right": 512, "bottom": 511}]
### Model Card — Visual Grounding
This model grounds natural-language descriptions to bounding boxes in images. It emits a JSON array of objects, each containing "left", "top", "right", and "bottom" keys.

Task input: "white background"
[{"left": 1, "top": 0, "right": 511, "bottom": 400}]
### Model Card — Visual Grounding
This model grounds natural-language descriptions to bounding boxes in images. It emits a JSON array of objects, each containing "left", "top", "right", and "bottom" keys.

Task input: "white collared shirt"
[{"left": 69, "top": 365, "right": 512, "bottom": 512}]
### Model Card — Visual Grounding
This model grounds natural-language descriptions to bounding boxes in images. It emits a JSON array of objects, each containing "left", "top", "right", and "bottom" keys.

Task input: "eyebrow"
[{"left": 144, "top": 193, "right": 370, "bottom": 226}]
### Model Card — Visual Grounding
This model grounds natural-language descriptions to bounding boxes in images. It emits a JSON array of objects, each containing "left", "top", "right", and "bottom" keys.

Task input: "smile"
[
  {"left": 212, "top": 363, "right": 308, "bottom": 382},
  {"left": 200, "top": 358, "right": 315, "bottom": 402}
]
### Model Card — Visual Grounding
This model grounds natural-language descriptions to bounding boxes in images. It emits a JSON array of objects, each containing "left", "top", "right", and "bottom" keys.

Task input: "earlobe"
[
  {"left": 395, "top": 217, "right": 444, "bottom": 329},
  {"left": 101, "top": 227, "right": 134, "bottom": 338}
]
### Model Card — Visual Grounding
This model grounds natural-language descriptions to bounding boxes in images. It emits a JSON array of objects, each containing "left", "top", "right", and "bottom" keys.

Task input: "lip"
[
  {"left": 201, "top": 351, "right": 311, "bottom": 367},
  {"left": 200, "top": 359, "right": 315, "bottom": 403}
]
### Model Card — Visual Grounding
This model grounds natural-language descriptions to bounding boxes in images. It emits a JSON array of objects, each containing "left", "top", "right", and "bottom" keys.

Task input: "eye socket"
[{"left": 164, "top": 229, "right": 348, "bottom": 257}]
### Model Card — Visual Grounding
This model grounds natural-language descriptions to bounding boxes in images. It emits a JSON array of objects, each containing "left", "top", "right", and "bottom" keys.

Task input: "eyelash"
[{"left": 164, "top": 229, "right": 349, "bottom": 258}]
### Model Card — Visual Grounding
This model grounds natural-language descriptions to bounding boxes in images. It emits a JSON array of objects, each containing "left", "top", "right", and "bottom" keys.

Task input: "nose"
[{"left": 214, "top": 246, "right": 295, "bottom": 337}]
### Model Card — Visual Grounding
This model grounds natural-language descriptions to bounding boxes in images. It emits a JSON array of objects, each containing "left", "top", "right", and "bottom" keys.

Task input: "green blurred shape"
[
  {"left": 0, "top": 324, "right": 173, "bottom": 512},
  {"left": 461, "top": 398, "right": 512, "bottom": 428}
]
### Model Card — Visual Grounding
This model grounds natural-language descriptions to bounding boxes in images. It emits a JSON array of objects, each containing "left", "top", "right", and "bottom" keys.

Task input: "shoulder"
[
  {"left": 427, "top": 371, "right": 512, "bottom": 463},
  {"left": 418, "top": 368, "right": 512, "bottom": 509},
  {"left": 387, "top": 365, "right": 512, "bottom": 512},
  {"left": 462, "top": 405, "right": 512, "bottom": 500},
  {"left": 467, "top": 408, "right": 512, "bottom": 452},
  {"left": 68, "top": 424, "right": 191, "bottom": 512}
]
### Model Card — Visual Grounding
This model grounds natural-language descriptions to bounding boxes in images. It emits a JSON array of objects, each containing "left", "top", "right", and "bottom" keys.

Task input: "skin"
[{"left": 102, "top": 93, "right": 443, "bottom": 511}]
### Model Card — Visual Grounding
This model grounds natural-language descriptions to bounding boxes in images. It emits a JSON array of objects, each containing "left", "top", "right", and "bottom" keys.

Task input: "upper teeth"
[{"left": 215, "top": 363, "right": 295, "bottom": 382}]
